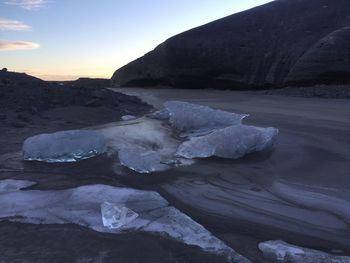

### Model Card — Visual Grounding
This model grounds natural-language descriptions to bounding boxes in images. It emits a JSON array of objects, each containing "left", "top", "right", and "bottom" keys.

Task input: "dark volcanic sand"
[
  {"left": 0, "top": 222, "right": 226, "bottom": 263},
  {"left": 1, "top": 84, "right": 350, "bottom": 262}
]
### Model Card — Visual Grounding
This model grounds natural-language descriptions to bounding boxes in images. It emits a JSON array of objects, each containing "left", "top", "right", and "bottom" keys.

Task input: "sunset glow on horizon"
[{"left": 1, "top": 0, "right": 272, "bottom": 80}]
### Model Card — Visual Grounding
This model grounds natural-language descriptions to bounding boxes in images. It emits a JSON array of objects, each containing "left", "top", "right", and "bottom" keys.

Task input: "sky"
[{"left": 0, "top": 0, "right": 272, "bottom": 80}]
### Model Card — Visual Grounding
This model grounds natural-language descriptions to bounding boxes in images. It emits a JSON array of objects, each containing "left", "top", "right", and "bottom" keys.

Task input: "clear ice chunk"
[
  {"left": 22, "top": 130, "right": 106, "bottom": 163},
  {"left": 259, "top": 240, "right": 350, "bottom": 263},
  {"left": 176, "top": 125, "right": 278, "bottom": 159},
  {"left": 101, "top": 201, "right": 139, "bottom": 229},
  {"left": 118, "top": 147, "right": 169, "bottom": 173},
  {"left": 163, "top": 101, "right": 248, "bottom": 137}
]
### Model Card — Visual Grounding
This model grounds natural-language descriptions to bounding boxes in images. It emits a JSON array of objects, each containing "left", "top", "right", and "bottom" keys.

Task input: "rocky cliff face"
[{"left": 112, "top": 0, "right": 350, "bottom": 89}]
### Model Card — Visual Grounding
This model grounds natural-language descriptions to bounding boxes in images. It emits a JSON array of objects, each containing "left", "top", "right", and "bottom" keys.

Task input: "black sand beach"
[{"left": 1, "top": 81, "right": 349, "bottom": 262}]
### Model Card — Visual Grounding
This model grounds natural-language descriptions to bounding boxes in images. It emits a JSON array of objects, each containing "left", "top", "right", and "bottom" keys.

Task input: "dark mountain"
[{"left": 112, "top": 0, "right": 350, "bottom": 89}]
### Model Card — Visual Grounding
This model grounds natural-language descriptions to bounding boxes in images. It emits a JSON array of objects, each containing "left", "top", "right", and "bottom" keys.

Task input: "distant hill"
[
  {"left": 66, "top": 78, "right": 111, "bottom": 88},
  {"left": 0, "top": 70, "right": 149, "bottom": 113},
  {"left": 0, "top": 68, "right": 45, "bottom": 87},
  {"left": 112, "top": 0, "right": 350, "bottom": 89}
]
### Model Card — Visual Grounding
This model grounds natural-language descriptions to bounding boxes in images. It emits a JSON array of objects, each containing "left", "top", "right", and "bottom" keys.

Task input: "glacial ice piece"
[
  {"left": 0, "top": 179, "right": 250, "bottom": 263},
  {"left": 163, "top": 101, "right": 248, "bottom": 137},
  {"left": 101, "top": 202, "right": 139, "bottom": 229},
  {"left": 98, "top": 117, "right": 183, "bottom": 173},
  {"left": 22, "top": 130, "right": 106, "bottom": 163},
  {"left": 118, "top": 147, "right": 169, "bottom": 173},
  {"left": 259, "top": 240, "right": 350, "bottom": 263},
  {"left": 144, "top": 206, "right": 251, "bottom": 263},
  {"left": 176, "top": 125, "right": 278, "bottom": 159},
  {"left": 121, "top": 115, "right": 137, "bottom": 121}
]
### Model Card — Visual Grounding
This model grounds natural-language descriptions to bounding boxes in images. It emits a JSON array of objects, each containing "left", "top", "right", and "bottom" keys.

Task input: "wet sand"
[
  {"left": 0, "top": 222, "right": 227, "bottom": 263},
  {"left": 112, "top": 88, "right": 350, "bottom": 257}
]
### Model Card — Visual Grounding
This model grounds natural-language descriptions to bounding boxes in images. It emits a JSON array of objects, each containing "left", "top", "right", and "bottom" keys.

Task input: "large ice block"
[
  {"left": 101, "top": 201, "right": 139, "bottom": 229},
  {"left": 259, "top": 240, "right": 350, "bottom": 263},
  {"left": 0, "top": 179, "right": 250, "bottom": 263},
  {"left": 22, "top": 130, "right": 106, "bottom": 163},
  {"left": 163, "top": 101, "right": 248, "bottom": 137},
  {"left": 176, "top": 125, "right": 278, "bottom": 159}
]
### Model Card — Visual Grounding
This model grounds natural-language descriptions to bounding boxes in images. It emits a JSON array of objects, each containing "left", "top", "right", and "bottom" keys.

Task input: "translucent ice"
[
  {"left": 20, "top": 102, "right": 277, "bottom": 173},
  {"left": 101, "top": 202, "right": 139, "bottom": 229},
  {"left": 144, "top": 206, "right": 251, "bottom": 263},
  {"left": 176, "top": 125, "right": 278, "bottom": 159},
  {"left": 23, "top": 130, "right": 106, "bottom": 163},
  {"left": 0, "top": 179, "right": 250, "bottom": 263},
  {"left": 99, "top": 117, "right": 184, "bottom": 173},
  {"left": 163, "top": 101, "right": 248, "bottom": 137},
  {"left": 259, "top": 240, "right": 350, "bottom": 263},
  {"left": 118, "top": 147, "right": 169, "bottom": 173}
]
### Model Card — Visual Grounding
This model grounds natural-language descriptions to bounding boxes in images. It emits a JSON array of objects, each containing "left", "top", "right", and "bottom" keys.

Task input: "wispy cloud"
[
  {"left": 0, "top": 18, "right": 31, "bottom": 30},
  {"left": 4, "top": 0, "right": 48, "bottom": 10},
  {"left": 0, "top": 40, "right": 40, "bottom": 51}
]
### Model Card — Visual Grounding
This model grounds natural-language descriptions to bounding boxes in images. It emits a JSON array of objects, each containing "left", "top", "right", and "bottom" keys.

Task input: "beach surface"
[{"left": 1, "top": 87, "right": 349, "bottom": 262}]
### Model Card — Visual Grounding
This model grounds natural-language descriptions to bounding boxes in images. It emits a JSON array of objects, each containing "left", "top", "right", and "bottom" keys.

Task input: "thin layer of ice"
[
  {"left": 0, "top": 180, "right": 250, "bottom": 263},
  {"left": 259, "top": 240, "right": 350, "bottom": 263},
  {"left": 101, "top": 202, "right": 139, "bottom": 229},
  {"left": 118, "top": 147, "right": 169, "bottom": 173},
  {"left": 176, "top": 125, "right": 279, "bottom": 159},
  {"left": 163, "top": 101, "right": 248, "bottom": 137},
  {"left": 23, "top": 130, "right": 106, "bottom": 163}
]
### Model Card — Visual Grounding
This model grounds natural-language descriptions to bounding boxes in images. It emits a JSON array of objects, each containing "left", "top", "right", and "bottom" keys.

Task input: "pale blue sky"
[{"left": 0, "top": 0, "right": 272, "bottom": 80}]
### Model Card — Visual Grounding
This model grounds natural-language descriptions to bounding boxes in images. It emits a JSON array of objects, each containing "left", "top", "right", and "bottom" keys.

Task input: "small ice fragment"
[
  {"left": 259, "top": 240, "right": 304, "bottom": 261},
  {"left": 118, "top": 147, "right": 169, "bottom": 173},
  {"left": 259, "top": 240, "right": 350, "bottom": 263},
  {"left": 101, "top": 201, "right": 139, "bottom": 229},
  {"left": 176, "top": 125, "right": 278, "bottom": 159},
  {"left": 121, "top": 115, "right": 137, "bottom": 121},
  {"left": 22, "top": 130, "right": 106, "bottom": 163},
  {"left": 164, "top": 101, "right": 248, "bottom": 137}
]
